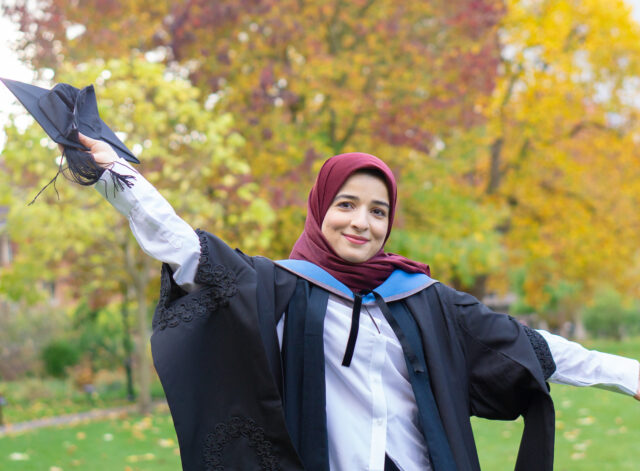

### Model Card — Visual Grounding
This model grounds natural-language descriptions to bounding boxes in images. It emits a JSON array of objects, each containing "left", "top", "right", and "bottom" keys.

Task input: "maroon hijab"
[{"left": 289, "top": 152, "right": 430, "bottom": 292}]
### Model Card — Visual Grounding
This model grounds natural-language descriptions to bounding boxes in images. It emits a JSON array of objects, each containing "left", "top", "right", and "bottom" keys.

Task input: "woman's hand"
[
  {"left": 59, "top": 133, "right": 119, "bottom": 168},
  {"left": 77, "top": 133, "right": 119, "bottom": 167},
  {"left": 635, "top": 370, "right": 640, "bottom": 401}
]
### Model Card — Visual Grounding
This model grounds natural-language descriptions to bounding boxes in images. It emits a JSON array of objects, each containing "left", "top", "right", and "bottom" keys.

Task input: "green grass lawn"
[
  {"left": 0, "top": 338, "right": 639, "bottom": 469},
  {"left": 0, "top": 411, "right": 180, "bottom": 470},
  {"left": 473, "top": 337, "right": 640, "bottom": 470},
  {"left": 0, "top": 376, "right": 166, "bottom": 424},
  {"left": 473, "top": 384, "right": 640, "bottom": 470},
  {"left": 4, "top": 388, "right": 638, "bottom": 470}
]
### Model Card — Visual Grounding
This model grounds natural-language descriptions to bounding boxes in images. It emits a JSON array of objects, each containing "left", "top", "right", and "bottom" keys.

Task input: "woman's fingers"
[
  {"left": 76, "top": 132, "right": 118, "bottom": 166},
  {"left": 78, "top": 132, "right": 99, "bottom": 149}
]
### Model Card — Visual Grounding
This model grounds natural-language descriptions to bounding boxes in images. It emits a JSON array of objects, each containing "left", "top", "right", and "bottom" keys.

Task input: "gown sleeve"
[
  {"left": 442, "top": 286, "right": 556, "bottom": 470},
  {"left": 150, "top": 230, "right": 303, "bottom": 470},
  {"left": 447, "top": 288, "right": 639, "bottom": 397},
  {"left": 445, "top": 288, "right": 553, "bottom": 416},
  {"left": 94, "top": 158, "right": 201, "bottom": 291},
  {"left": 94, "top": 159, "right": 302, "bottom": 469}
]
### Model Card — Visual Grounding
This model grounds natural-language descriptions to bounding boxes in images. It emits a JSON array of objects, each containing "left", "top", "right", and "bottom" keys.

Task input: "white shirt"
[
  {"left": 96, "top": 161, "right": 640, "bottom": 470},
  {"left": 320, "top": 296, "right": 431, "bottom": 470}
]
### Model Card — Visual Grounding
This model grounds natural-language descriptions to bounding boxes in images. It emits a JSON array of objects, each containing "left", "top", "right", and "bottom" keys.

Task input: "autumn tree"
[
  {"left": 0, "top": 57, "right": 272, "bottom": 412},
  {"left": 8, "top": 0, "right": 640, "bottom": 326},
  {"left": 4, "top": 0, "right": 506, "bottom": 266},
  {"left": 472, "top": 0, "right": 640, "bottom": 323}
]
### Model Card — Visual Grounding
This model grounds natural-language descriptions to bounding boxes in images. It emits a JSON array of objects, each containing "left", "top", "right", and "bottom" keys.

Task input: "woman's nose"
[{"left": 350, "top": 208, "right": 369, "bottom": 230}]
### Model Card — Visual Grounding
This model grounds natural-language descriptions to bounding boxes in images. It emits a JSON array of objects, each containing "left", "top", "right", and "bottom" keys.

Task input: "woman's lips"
[{"left": 343, "top": 234, "right": 369, "bottom": 245}]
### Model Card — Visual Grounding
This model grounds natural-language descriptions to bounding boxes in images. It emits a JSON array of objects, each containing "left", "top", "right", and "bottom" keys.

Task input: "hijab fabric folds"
[{"left": 290, "top": 152, "right": 430, "bottom": 292}]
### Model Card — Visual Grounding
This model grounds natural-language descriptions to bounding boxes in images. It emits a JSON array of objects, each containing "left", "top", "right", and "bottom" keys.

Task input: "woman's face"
[{"left": 321, "top": 172, "right": 390, "bottom": 263}]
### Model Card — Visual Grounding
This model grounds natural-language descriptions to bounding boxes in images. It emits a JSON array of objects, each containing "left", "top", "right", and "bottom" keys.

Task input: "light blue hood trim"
[{"left": 275, "top": 259, "right": 436, "bottom": 304}]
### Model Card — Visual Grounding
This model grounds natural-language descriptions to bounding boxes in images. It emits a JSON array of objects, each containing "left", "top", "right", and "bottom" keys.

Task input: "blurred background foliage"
[{"left": 1, "top": 0, "right": 640, "bottom": 413}]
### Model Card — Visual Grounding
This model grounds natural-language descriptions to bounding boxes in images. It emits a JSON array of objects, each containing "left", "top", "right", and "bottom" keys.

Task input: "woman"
[{"left": 79, "top": 133, "right": 639, "bottom": 471}]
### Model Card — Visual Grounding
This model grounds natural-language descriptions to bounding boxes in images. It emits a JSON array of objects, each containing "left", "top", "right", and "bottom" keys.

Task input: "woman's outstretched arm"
[
  {"left": 79, "top": 133, "right": 201, "bottom": 292},
  {"left": 537, "top": 329, "right": 640, "bottom": 399}
]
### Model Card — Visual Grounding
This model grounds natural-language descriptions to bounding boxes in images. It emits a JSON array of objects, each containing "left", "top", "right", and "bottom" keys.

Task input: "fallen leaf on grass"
[
  {"left": 158, "top": 438, "right": 175, "bottom": 448},
  {"left": 126, "top": 453, "right": 156, "bottom": 463},
  {"left": 576, "top": 416, "right": 595, "bottom": 426},
  {"left": 9, "top": 452, "right": 30, "bottom": 461},
  {"left": 574, "top": 440, "right": 592, "bottom": 451},
  {"left": 563, "top": 429, "right": 581, "bottom": 441}
]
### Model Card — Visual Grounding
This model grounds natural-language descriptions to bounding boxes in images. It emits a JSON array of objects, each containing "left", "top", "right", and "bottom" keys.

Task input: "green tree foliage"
[
  {"left": 4, "top": 0, "right": 640, "bottom": 321},
  {"left": 0, "top": 57, "right": 269, "bottom": 410},
  {"left": 72, "top": 302, "right": 125, "bottom": 372},
  {"left": 583, "top": 287, "right": 640, "bottom": 339},
  {"left": 1, "top": 57, "right": 270, "bottom": 301},
  {"left": 4, "top": 0, "right": 505, "bottom": 274}
]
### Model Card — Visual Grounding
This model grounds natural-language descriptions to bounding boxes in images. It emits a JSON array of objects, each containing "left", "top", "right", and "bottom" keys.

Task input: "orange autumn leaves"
[
  {"left": 480, "top": 0, "right": 640, "bottom": 310},
  {"left": 4, "top": 0, "right": 640, "bottom": 317}
]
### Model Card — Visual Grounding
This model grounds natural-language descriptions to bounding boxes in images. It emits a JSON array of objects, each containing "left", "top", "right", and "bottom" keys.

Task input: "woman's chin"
[{"left": 336, "top": 249, "right": 372, "bottom": 264}]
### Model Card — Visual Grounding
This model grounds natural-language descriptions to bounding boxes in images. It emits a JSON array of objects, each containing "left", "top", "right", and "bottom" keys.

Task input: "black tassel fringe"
[{"left": 28, "top": 147, "right": 136, "bottom": 205}]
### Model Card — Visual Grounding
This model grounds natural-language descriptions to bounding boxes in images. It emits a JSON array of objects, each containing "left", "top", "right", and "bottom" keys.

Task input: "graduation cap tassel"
[
  {"left": 27, "top": 172, "right": 61, "bottom": 206},
  {"left": 28, "top": 146, "right": 103, "bottom": 205},
  {"left": 106, "top": 167, "right": 136, "bottom": 198},
  {"left": 27, "top": 147, "right": 136, "bottom": 205},
  {"left": 62, "top": 146, "right": 106, "bottom": 186},
  {"left": 27, "top": 146, "right": 68, "bottom": 205}
]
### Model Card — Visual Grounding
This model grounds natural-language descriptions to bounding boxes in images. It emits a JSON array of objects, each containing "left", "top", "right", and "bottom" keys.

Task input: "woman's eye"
[
  {"left": 337, "top": 201, "right": 353, "bottom": 209},
  {"left": 372, "top": 208, "right": 387, "bottom": 217}
]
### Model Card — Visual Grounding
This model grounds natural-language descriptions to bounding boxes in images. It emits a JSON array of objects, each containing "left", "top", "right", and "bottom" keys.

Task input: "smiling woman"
[
  {"left": 58, "top": 136, "right": 640, "bottom": 471},
  {"left": 320, "top": 171, "right": 390, "bottom": 263},
  {"left": 289, "top": 153, "right": 431, "bottom": 292}
]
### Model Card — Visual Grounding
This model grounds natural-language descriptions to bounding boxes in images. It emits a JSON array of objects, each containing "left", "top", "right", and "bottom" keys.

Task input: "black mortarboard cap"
[{"left": 1, "top": 78, "right": 139, "bottom": 202}]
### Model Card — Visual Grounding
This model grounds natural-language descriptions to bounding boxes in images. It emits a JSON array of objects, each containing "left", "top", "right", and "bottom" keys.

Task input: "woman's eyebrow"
[
  {"left": 333, "top": 193, "right": 390, "bottom": 208},
  {"left": 333, "top": 193, "right": 358, "bottom": 202},
  {"left": 372, "top": 199, "right": 390, "bottom": 208}
]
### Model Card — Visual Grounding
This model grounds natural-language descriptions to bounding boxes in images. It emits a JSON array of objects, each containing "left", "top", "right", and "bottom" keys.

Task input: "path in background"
[{"left": 0, "top": 401, "right": 168, "bottom": 437}]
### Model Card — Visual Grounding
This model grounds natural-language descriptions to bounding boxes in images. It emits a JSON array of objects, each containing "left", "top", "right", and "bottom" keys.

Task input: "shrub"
[
  {"left": 583, "top": 288, "right": 639, "bottom": 339},
  {"left": 41, "top": 341, "right": 80, "bottom": 378}
]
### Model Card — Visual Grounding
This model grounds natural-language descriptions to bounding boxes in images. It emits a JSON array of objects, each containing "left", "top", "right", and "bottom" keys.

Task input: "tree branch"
[{"left": 486, "top": 137, "right": 504, "bottom": 194}]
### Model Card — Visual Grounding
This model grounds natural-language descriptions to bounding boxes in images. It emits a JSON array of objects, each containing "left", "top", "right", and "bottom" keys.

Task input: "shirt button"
[{"left": 376, "top": 418, "right": 384, "bottom": 425}]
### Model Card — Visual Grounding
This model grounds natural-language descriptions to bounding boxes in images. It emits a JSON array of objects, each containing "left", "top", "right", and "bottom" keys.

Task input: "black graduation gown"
[{"left": 151, "top": 230, "right": 555, "bottom": 471}]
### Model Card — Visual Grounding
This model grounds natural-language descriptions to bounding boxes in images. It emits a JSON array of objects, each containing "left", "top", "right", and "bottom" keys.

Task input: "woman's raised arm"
[{"left": 78, "top": 134, "right": 201, "bottom": 292}]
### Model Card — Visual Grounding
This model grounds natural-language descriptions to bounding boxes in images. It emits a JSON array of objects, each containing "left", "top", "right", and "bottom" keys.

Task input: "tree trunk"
[
  {"left": 135, "top": 281, "right": 152, "bottom": 414},
  {"left": 120, "top": 283, "right": 135, "bottom": 402},
  {"left": 125, "top": 236, "right": 152, "bottom": 415},
  {"left": 572, "top": 312, "right": 587, "bottom": 341}
]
